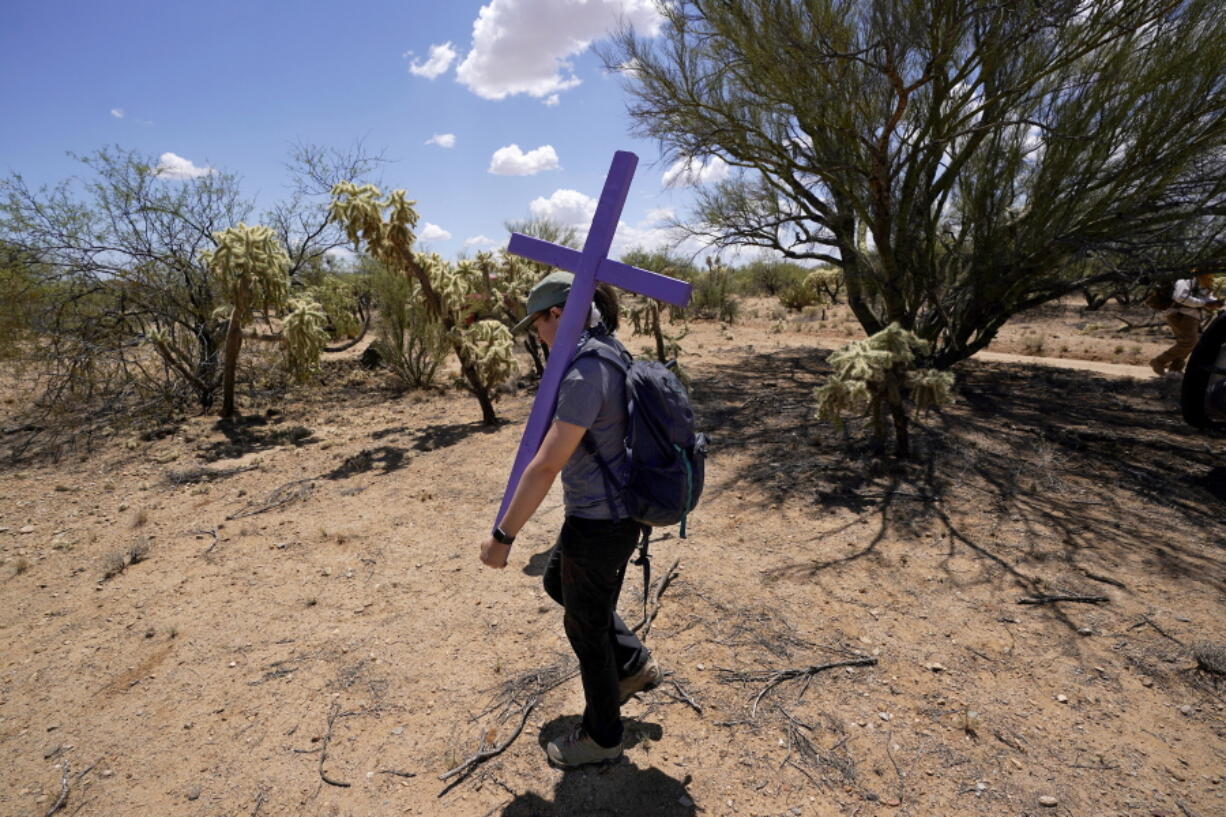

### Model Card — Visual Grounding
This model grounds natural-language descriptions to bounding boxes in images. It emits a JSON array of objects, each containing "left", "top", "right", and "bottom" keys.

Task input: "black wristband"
[{"left": 492, "top": 526, "right": 516, "bottom": 546}]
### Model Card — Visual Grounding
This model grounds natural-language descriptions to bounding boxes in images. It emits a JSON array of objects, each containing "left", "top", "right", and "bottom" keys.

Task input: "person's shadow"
[{"left": 499, "top": 716, "right": 698, "bottom": 817}]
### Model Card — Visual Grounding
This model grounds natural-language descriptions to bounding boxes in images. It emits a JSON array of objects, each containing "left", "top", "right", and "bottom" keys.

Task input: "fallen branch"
[
  {"left": 250, "top": 786, "right": 269, "bottom": 817},
  {"left": 438, "top": 697, "right": 537, "bottom": 796},
  {"left": 228, "top": 478, "right": 315, "bottom": 520},
  {"left": 298, "top": 701, "right": 354, "bottom": 788},
  {"left": 1079, "top": 568, "right": 1126, "bottom": 589},
  {"left": 378, "top": 769, "right": 416, "bottom": 779},
  {"left": 718, "top": 658, "right": 879, "bottom": 717},
  {"left": 190, "top": 527, "right": 220, "bottom": 558},
  {"left": 1017, "top": 594, "right": 1108, "bottom": 605},
  {"left": 44, "top": 761, "right": 70, "bottom": 817},
  {"left": 1129, "top": 615, "right": 1186, "bottom": 647},
  {"left": 631, "top": 556, "right": 681, "bottom": 638},
  {"left": 660, "top": 679, "right": 703, "bottom": 715}
]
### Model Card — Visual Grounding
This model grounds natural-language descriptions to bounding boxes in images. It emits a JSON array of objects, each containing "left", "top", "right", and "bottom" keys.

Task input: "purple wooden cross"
[{"left": 493, "top": 150, "right": 693, "bottom": 530}]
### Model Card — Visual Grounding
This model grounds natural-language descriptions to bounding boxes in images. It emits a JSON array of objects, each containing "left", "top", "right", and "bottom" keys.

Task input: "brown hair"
[{"left": 594, "top": 283, "right": 620, "bottom": 332}]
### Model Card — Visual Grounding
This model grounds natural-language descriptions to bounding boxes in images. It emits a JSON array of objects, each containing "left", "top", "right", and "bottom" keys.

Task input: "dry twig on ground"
[
  {"left": 1017, "top": 593, "right": 1108, "bottom": 605},
  {"left": 438, "top": 697, "right": 538, "bottom": 796},
  {"left": 228, "top": 478, "right": 314, "bottom": 520},
  {"left": 719, "top": 657, "right": 878, "bottom": 717},
  {"left": 166, "top": 463, "right": 258, "bottom": 485},
  {"left": 631, "top": 556, "right": 681, "bottom": 638},
  {"left": 293, "top": 701, "right": 356, "bottom": 788}
]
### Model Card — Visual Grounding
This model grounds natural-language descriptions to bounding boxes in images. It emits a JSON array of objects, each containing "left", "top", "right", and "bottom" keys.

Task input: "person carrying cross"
[{"left": 478, "top": 270, "right": 662, "bottom": 769}]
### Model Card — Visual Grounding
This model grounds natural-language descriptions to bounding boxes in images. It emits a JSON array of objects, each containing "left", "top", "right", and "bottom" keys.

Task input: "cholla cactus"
[
  {"left": 329, "top": 182, "right": 418, "bottom": 263},
  {"left": 805, "top": 268, "right": 843, "bottom": 295},
  {"left": 204, "top": 223, "right": 290, "bottom": 315},
  {"left": 455, "top": 319, "right": 518, "bottom": 390},
  {"left": 329, "top": 181, "right": 510, "bottom": 424},
  {"left": 309, "top": 275, "right": 361, "bottom": 339},
  {"left": 814, "top": 323, "right": 955, "bottom": 456},
  {"left": 283, "top": 297, "right": 329, "bottom": 382},
  {"left": 202, "top": 223, "right": 290, "bottom": 418}
]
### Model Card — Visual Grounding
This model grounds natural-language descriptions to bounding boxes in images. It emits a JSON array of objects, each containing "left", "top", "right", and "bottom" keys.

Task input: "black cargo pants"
[{"left": 542, "top": 515, "right": 649, "bottom": 748}]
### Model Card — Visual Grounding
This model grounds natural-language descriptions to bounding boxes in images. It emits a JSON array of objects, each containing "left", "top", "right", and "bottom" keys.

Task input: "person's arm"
[
  {"left": 1172, "top": 279, "right": 1217, "bottom": 308},
  {"left": 478, "top": 419, "right": 587, "bottom": 569}
]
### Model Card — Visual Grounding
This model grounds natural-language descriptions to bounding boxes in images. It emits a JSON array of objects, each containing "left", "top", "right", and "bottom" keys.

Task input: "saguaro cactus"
[
  {"left": 202, "top": 223, "right": 289, "bottom": 419},
  {"left": 813, "top": 323, "right": 955, "bottom": 457}
]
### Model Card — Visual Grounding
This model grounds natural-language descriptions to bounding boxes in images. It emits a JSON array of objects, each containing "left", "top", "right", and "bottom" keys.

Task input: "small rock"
[
  {"left": 878, "top": 712, "right": 892, "bottom": 721},
  {"left": 1056, "top": 694, "right": 1069, "bottom": 703},
  {"left": 228, "top": 661, "right": 237, "bottom": 668},
  {"left": 391, "top": 726, "right": 404, "bottom": 735},
  {"left": 1141, "top": 677, "right": 1154, "bottom": 687},
  {"left": 678, "top": 796, "right": 695, "bottom": 808},
  {"left": 100, "top": 769, "right": 114, "bottom": 778},
  {"left": 1178, "top": 705, "right": 1193, "bottom": 716},
  {"left": 926, "top": 662, "right": 946, "bottom": 672},
  {"left": 1078, "top": 626, "right": 1093, "bottom": 635},
  {"left": 186, "top": 785, "right": 201, "bottom": 801},
  {"left": 1039, "top": 795, "right": 1059, "bottom": 807},
  {"left": 19, "top": 525, "right": 34, "bottom": 534},
  {"left": 43, "top": 744, "right": 61, "bottom": 759}
]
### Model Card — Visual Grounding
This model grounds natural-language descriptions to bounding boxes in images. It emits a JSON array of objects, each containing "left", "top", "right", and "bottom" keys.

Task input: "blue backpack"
[{"left": 573, "top": 337, "right": 707, "bottom": 537}]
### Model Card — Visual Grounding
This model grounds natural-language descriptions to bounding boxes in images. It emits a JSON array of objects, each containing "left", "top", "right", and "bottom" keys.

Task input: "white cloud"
[
  {"left": 489, "top": 144, "right": 560, "bottom": 176},
  {"left": 464, "top": 235, "right": 498, "bottom": 248},
  {"left": 662, "top": 155, "right": 730, "bottom": 188},
  {"left": 426, "top": 133, "right": 456, "bottom": 148},
  {"left": 409, "top": 42, "right": 457, "bottom": 79},
  {"left": 153, "top": 152, "right": 213, "bottom": 180},
  {"left": 110, "top": 108, "right": 125, "bottom": 119},
  {"left": 419, "top": 222, "right": 452, "bottom": 242},
  {"left": 455, "top": 0, "right": 663, "bottom": 100},
  {"left": 543, "top": 94, "right": 560, "bottom": 107},
  {"left": 529, "top": 188, "right": 598, "bottom": 229},
  {"left": 645, "top": 207, "right": 675, "bottom": 224}
]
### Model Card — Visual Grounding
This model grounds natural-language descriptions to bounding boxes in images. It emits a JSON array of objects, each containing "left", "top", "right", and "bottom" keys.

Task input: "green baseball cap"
[{"left": 512, "top": 270, "right": 575, "bottom": 333}]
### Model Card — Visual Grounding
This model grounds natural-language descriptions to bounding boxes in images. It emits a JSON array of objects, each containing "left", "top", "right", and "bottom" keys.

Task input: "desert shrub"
[
  {"left": 741, "top": 259, "right": 808, "bottom": 296},
  {"left": 779, "top": 282, "right": 820, "bottom": 310},
  {"left": 814, "top": 324, "right": 955, "bottom": 457},
  {"left": 369, "top": 260, "right": 449, "bottom": 388},
  {"left": 307, "top": 274, "right": 364, "bottom": 340},
  {"left": 687, "top": 257, "right": 739, "bottom": 323}
]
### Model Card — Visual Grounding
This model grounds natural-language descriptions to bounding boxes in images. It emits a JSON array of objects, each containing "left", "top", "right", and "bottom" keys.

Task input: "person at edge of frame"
[
  {"left": 477, "top": 270, "right": 663, "bottom": 769},
  {"left": 1151, "top": 269, "right": 1224, "bottom": 376}
]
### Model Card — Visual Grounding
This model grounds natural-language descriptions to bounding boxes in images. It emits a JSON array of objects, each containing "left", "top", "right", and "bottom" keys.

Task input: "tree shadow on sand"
[
  {"left": 690, "top": 347, "right": 1226, "bottom": 597},
  {"left": 409, "top": 419, "right": 505, "bottom": 452},
  {"left": 497, "top": 715, "right": 697, "bottom": 817}
]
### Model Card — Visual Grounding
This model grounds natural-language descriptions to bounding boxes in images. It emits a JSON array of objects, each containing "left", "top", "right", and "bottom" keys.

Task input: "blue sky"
[{"left": 0, "top": 0, "right": 730, "bottom": 259}]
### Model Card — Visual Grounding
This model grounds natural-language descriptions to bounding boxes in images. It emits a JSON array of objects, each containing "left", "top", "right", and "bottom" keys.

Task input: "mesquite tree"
[
  {"left": 610, "top": 0, "right": 1226, "bottom": 367},
  {"left": 329, "top": 183, "right": 514, "bottom": 424},
  {"left": 201, "top": 223, "right": 289, "bottom": 418}
]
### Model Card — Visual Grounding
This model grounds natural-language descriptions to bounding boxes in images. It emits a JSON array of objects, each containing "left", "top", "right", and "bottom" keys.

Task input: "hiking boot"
[
  {"left": 1149, "top": 358, "right": 1165, "bottom": 376},
  {"left": 545, "top": 725, "right": 623, "bottom": 769},
  {"left": 619, "top": 657, "right": 662, "bottom": 704}
]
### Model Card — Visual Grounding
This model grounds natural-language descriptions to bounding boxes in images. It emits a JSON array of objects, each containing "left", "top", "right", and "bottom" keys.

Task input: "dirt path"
[{"left": 973, "top": 350, "right": 1157, "bottom": 379}]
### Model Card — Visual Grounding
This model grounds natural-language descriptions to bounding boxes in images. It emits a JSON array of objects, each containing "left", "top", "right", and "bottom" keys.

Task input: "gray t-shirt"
[{"left": 554, "top": 333, "right": 629, "bottom": 519}]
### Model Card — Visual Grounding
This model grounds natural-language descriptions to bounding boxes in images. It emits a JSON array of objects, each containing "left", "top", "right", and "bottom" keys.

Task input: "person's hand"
[{"left": 479, "top": 537, "right": 510, "bottom": 569}]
